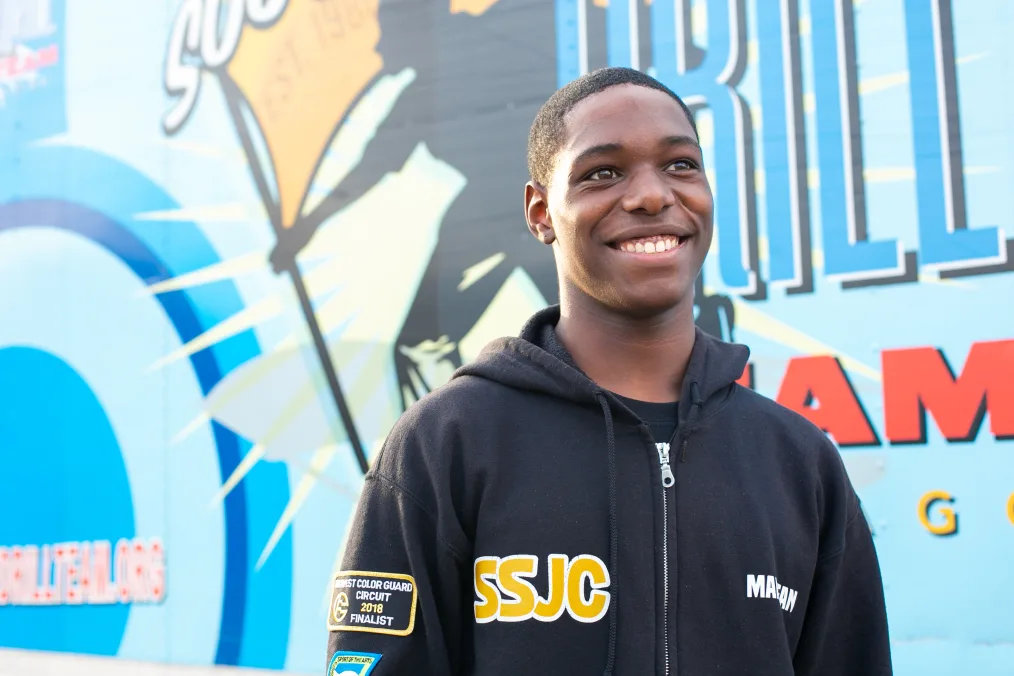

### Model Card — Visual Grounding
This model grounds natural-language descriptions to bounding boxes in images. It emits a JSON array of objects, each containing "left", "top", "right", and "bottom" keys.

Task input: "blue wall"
[{"left": 1, "top": 1, "right": 1011, "bottom": 673}]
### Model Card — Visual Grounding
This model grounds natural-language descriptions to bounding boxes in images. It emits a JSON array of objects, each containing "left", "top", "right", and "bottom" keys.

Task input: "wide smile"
[{"left": 609, "top": 234, "right": 691, "bottom": 258}]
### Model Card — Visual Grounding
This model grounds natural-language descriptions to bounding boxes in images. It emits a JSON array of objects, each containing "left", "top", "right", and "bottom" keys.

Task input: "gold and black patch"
[{"left": 328, "top": 570, "right": 417, "bottom": 636}]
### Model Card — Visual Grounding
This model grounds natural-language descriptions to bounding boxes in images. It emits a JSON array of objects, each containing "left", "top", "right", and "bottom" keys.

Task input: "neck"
[{"left": 556, "top": 292, "right": 697, "bottom": 403}]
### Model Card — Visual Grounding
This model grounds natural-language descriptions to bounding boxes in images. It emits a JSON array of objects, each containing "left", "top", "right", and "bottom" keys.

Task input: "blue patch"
[
  {"left": 0, "top": 347, "right": 131, "bottom": 654},
  {"left": 328, "top": 651, "right": 382, "bottom": 676}
]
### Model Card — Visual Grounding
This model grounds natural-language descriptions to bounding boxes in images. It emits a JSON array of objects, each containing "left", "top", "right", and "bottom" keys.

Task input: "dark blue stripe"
[{"left": 0, "top": 199, "right": 248, "bottom": 665}]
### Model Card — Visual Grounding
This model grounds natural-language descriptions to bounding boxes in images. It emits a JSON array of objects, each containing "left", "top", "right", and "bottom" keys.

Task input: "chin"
[
  {"left": 612, "top": 287, "right": 691, "bottom": 319},
  {"left": 573, "top": 268, "right": 696, "bottom": 319}
]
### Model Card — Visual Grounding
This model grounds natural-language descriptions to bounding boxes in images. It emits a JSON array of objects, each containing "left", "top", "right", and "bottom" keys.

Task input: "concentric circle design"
[{"left": 0, "top": 145, "right": 292, "bottom": 666}]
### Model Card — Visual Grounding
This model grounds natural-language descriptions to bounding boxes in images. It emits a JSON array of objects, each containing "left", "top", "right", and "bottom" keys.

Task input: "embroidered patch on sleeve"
[
  {"left": 328, "top": 570, "right": 417, "bottom": 636},
  {"left": 328, "top": 650, "right": 382, "bottom": 676}
]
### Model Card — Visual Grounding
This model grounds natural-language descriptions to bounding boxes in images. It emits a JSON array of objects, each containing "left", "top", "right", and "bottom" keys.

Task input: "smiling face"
[{"left": 525, "top": 84, "right": 714, "bottom": 318}]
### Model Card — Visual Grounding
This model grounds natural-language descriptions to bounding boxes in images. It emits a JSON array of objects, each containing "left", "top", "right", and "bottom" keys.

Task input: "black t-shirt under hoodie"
[
  {"left": 612, "top": 394, "right": 679, "bottom": 446},
  {"left": 328, "top": 305, "right": 892, "bottom": 676}
]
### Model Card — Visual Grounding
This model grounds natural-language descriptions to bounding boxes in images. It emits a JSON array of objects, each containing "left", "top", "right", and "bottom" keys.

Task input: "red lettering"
[
  {"left": 10, "top": 547, "right": 23, "bottom": 604},
  {"left": 775, "top": 356, "right": 879, "bottom": 446},
  {"left": 0, "top": 547, "right": 8, "bottom": 605},
  {"left": 883, "top": 341, "right": 1014, "bottom": 443},
  {"left": 37, "top": 44, "right": 59, "bottom": 68},
  {"left": 79, "top": 541, "right": 91, "bottom": 601},
  {"left": 91, "top": 540, "right": 115, "bottom": 604},
  {"left": 737, "top": 363, "right": 755, "bottom": 389},
  {"left": 150, "top": 538, "right": 166, "bottom": 603},
  {"left": 0, "top": 540, "right": 169, "bottom": 606},
  {"left": 0, "top": 44, "right": 58, "bottom": 79},
  {"left": 22, "top": 546, "right": 39, "bottom": 605},
  {"left": 115, "top": 539, "right": 131, "bottom": 603},
  {"left": 64, "top": 543, "right": 82, "bottom": 604},
  {"left": 40, "top": 545, "right": 53, "bottom": 605}
]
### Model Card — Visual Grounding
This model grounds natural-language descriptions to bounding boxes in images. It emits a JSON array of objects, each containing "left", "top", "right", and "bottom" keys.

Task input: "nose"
[{"left": 621, "top": 167, "right": 678, "bottom": 215}]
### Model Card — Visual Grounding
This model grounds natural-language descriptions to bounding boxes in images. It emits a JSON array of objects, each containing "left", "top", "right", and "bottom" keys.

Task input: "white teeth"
[{"left": 618, "top": 236, "right": 685, "bottom": 254}]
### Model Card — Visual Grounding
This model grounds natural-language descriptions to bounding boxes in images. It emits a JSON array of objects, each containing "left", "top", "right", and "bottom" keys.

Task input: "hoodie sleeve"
[
  {"left": 792, "top": 499, "right": 893, "bottom": 676},
  {"left": 325, "top": 413, "right": 471, "bottom": 675}
]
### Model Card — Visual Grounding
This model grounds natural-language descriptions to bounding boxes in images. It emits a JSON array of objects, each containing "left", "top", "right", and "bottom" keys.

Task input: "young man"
[{"left": 326, "top": 67, "right": 892, "bottom": 676}]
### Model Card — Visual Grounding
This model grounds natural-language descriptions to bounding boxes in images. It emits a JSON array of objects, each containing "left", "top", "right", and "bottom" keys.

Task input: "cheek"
[
  {"left": 556, "top": 192, "right": 614, "bottom": 235},
  {"left": 548, "top": 212, "right": 604, "bottom": 280},
  {"left": 687, "top": 183, "right": 715, "bottom": 220},
  {"left": 549, "top": 201, "right": 589, "bottom": 248},
  {"left": 547, "top": 203, "right": 574, "bottom": 244}
]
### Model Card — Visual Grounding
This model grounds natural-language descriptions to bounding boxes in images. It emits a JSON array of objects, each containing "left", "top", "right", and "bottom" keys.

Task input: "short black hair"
[{"left": 527, "top": 67, "right": 698, "bottom": 187}]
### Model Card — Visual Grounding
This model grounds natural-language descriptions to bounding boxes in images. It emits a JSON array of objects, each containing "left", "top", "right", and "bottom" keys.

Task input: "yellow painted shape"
[
  {"left": 918, "top": 490, "right": 957, "bottom": 536},
  {"left": 228, "top": 0, "right": 384, "bottom": 229},
  {"left": 450, "top": 0, "right": 502, "bottom": 15}
]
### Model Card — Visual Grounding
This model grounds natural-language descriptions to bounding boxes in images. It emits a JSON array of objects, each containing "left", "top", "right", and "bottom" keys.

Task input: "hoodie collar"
[{"left": 454, "top": 304, "right": 750, "bottom": 424}]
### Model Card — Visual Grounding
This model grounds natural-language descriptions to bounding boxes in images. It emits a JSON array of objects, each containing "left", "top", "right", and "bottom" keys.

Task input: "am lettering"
[
  {"left": 882, "top": 341, "right": 1014, "bottom": 443},
  {"left": 744, "top": 338, "right": 1014, "bottom": 446},
  {"left": 473, "top": 554, "right": 610, "bottom": 624}
]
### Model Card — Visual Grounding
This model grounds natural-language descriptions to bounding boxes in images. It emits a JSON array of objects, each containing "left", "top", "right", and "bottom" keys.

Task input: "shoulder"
[
  {"left": 729, "top": 385, "right": 858, "bottom": 507},
  {"left": 731, "top": 385, "right": 844, "bottom": 461},
  {"left": 370, "top": 375, "right": 516, "bottom": 484},
  {"left": 728, "top": 385, "right": 862, "bottom": 553},
  {"left": 392, "top": 374, "right": 520, "bottom": 439}
]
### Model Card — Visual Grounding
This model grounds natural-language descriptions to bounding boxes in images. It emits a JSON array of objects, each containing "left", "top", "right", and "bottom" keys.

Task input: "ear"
[{"left": 525, "top": 181, "right": 556, "bottom": 245}]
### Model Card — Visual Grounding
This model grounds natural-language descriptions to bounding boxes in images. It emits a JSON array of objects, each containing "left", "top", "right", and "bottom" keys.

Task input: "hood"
[
  {"left": 452, "top": 304, "right": 749, "bottom": 676},
  {"left": 454, "top": 304, "right": 750, "bottom": 425}
]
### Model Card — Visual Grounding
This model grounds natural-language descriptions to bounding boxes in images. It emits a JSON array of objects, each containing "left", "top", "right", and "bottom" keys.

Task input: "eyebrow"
[{"left": 569, "top": 135, "right": 702, "bottom": 174}]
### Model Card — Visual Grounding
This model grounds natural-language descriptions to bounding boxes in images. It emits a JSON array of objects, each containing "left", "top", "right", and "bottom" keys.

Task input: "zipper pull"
[{"left": 656, "top": 443, "right": 675, "bottom": 488}]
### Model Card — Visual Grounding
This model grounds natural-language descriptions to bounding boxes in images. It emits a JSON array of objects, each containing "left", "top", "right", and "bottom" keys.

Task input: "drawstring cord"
[
  {"left": 680, "top": 382, "right": 705, "bottom": 462},
  {"left": 596, "top": 393, "right": 619, "bottom": 676},
  {"left": 597, "top": 380, "right": 703, "bottom": 674}
]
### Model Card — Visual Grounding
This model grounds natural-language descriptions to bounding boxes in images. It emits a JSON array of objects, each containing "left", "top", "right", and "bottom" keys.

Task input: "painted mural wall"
[{"left": 0, "top": 0, "right": 1011, "bottom": 673}]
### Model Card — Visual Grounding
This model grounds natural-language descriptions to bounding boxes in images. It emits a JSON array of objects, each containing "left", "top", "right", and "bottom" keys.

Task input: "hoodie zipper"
[{"left": 656, "top": 440, "right": 675, "bottom": 675}]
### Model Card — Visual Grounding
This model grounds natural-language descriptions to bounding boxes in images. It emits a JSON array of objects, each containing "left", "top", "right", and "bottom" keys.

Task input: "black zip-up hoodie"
[{"left": 327, "top": 306, "right": 892, "bottom": 675}]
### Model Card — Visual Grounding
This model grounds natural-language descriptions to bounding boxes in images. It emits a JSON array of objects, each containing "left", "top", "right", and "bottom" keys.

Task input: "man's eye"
[
  {"left": 668, "top": 159, "right": 698, "bottom": 171},
  {"left": 587, "top": 168, "right": 618, "bottom": 181}
]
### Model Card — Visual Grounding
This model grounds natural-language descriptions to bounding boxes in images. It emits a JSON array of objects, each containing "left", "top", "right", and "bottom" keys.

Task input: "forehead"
[{"left": 560, "top": 84, "right": 696, "bottom": 160}]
